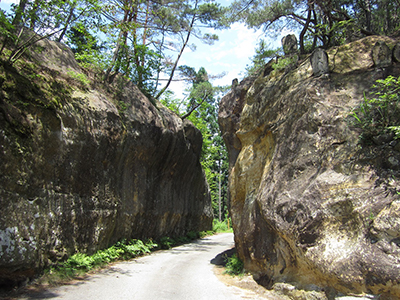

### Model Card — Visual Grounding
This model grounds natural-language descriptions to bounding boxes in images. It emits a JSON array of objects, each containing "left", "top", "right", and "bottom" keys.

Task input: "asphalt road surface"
[{"left": 19, "top": 233, "right": 266, "bottom": 300}]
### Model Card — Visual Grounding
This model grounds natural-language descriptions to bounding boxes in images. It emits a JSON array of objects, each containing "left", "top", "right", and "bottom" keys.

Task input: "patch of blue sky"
[{"left": 167, "top": 21, "right": 294, "bottom": 98}]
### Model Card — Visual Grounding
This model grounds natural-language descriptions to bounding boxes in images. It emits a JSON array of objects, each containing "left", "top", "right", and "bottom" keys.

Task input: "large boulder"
[
  {"left": 219, "top": 36, "right": 400, "bottom": 298},
  {"left": 0, "top": 37, "right": 212, "bottom": 284}
]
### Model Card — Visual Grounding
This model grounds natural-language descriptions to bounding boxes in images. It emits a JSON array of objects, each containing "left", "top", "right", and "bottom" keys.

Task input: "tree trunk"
[
  {"left": 218, "top": 168, "right": 222, "bottom": 222},
  {"left": 56, "top": 6, "right": 76, "bottom": 42},
  {"left": 299, "top": 1, "right": 313, "bottom": 54},
  {"left": 155, "top": 0, "right": 199, "bottom": 99},
  {"left": 104, "top": 7, "right": 130, "bottom": 81},
  {"left": 12, "top": 0, "right": 29, "bottom": 26},
  {"left": 29, "top": 0, "right": 40, "bottom": 29}
]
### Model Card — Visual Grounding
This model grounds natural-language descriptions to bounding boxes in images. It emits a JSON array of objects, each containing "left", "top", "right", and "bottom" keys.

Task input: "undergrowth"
[
  {"left": 41, "top": 239, "right": 158, "bottom": 285},
  {"left": 224, "top": 254, "right": 244, "bottom": 276},
  {"left": 39, "top": 221, "right": 233, "bottom": 285},
  {"left": 350, "top": 75, "right": 400, "bottom": 142},
  {"left": 212, "top": 219, "right": 232, "bottom": 233}
]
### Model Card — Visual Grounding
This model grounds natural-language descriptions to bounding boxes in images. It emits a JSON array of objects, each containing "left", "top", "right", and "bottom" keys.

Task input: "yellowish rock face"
[{"left": 219, "top": 35, "right": 400, "bottom": 298}]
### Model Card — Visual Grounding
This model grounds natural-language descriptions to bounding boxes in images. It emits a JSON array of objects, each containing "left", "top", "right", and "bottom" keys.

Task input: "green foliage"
[
  {"left": 350, "top": 75, "right": 400, "bottom": 142},
  {"left": 272, "top": 55, "right": 298, "bottom": 71},
  {"left": 66, "top": 69, "right": 90, "bottom": 87},
  {"left": 46, "top": 238, "right": 159, "bottom": 282},
  {"left": 389, "top": 126, "right": 400, "bottom": 140},
  {"left": 118, "top": 100, "right": 129, "bottom": 114},
  {"left": 229, "top": 0, "right": 400, "bottom": 52},
  {"left": 224, "top": 254, "right": 244, "bottom": 276},
  {"left": 212, "top": 219, "right": 232, "bottom": 233},
  {"left": 0, "top": 9, "right": 14, "bottom": 55},
  {"left": 159, "top": 236, "right": 176, "bottom": 249},
  {"left": 316, "top": 19, "right": 357, "bottom": 47},
  {"left": 67, "top": 23, "right": 102, "bottom": 56},
  {"left": 199, "top": 230, "right": 215, "bottom": 238},
  {"left": 66, "top": 23, "right": 108, "bottom": 71},
  {"left": 159, "top": 90, "right": 182, "bottom": 114},
  {"left": 245, "top": 39, "right": 281, "bottom": 76},
  {"left": 131, "top": 45, "right": 162, "bottom": 97},
  {"left": 186, "top": 231, "right": 200, "bottom": 240}
]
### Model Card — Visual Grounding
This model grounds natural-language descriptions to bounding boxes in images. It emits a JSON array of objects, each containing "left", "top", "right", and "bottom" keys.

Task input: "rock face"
[
  {"left": 0, "top": 38, "right": 212, "bottom": 284},
  {"left": 219, "top": 36, "right": 400, "bottom": 298}
]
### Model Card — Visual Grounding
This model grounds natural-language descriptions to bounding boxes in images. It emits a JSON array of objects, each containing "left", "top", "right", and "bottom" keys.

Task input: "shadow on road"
[{"left": 210, "top": 247, "right": 236, "bottom": 267}]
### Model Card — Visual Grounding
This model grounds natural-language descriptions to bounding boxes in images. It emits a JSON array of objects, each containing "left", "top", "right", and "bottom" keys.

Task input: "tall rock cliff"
[
  {"left": 0, "top": 37, "right": 212, "bottom": 284},
  {"left": 219, "top": 36, "right": 400, "bottom": 298}
]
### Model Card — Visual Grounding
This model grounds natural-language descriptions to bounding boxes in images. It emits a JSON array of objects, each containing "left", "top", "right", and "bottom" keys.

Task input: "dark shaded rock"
[
  {"left": 219, "top": 35, "right": 400, "bottom": 298},
  {"left": 372, "top": 41, "right": 392, "bottom": 67},
  {"left": 282, "top": 34, "right": 298, "bottom": 55},
  {"left": 0, "top": 38, "right": 212, "bottom": 285},
  {"left": 393, "top": 43, "right": 400, "bottom": 63}
]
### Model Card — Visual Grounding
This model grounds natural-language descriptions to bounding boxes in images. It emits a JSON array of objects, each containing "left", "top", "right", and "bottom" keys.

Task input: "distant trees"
[
  {"left": 228, "top": 0, "right": 400, "bottom": 54},
  {"left": 185, "top": 67, "right": 229, "bottom": 222},
  {"left": 161, "top": 67, "right": 230, "bottom": 222}
]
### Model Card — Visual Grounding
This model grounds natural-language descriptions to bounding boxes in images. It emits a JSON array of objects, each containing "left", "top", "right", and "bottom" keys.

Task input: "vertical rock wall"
[
  {"left": 0, "top": 38, "right": 212, "bottom": 283},
  {"left": 219, "top": 36, "right": 400, "bottom": 298}
]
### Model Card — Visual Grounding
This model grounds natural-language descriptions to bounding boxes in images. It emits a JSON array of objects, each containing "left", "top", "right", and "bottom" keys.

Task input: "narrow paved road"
[{"left": 20, "top": 233, "right": 266, "bottom": 300}]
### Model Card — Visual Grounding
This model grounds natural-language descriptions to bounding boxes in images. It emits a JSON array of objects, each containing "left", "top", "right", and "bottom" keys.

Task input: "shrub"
[
  {"left": 224, "top": 254, "right": 244, "bottom": 276},
  {"left": 159, "top": 236, "right": 176, "bottom": 249},
  {"left": 212, "top": 219, "right": 232, "bottom": 233},
  {"left": 44, "top": 238, "right": 159, "bottom": 283},
  {"left": 272, "top": 55, "right": 298, "bottom": 71},
  {"left": 351, "top": 75, "right": 400, "bottom": 142}
]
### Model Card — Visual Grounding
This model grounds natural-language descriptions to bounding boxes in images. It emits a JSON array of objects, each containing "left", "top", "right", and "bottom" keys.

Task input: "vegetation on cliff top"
[
  {"left": 228, "top": 0, "right": 400, "bottom": 54},
  {"left": 2, "top": 0, "right": 400, "bottom": 98},
  {"left": 351, "top": 75, "right": 400, "bottom": 143}
]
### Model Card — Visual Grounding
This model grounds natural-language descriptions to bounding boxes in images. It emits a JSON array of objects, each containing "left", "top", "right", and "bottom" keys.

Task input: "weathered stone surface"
[
  {"left": 393, "top": 43, "right": 400, "bottom": 63},
  {"left": 327, "top": 36, "right": 395, "bottom": 73},
  {"left": 219, "top": 76, "right": 257, "bottom": 171},
  {"left": 219, "top": 36, "right": 400, "bottom": 298},
  {"left": 372, "top": 41, "right": 392, "bottom": 67},
  {"left": 310, "top": 48, "right": 329, "bottom": 77},
  {"left": 282, "top": 34, "right": 298, "bottom": 55},
  {"left": 0, "top": 38, "right": 212, "bottom": 284}
]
